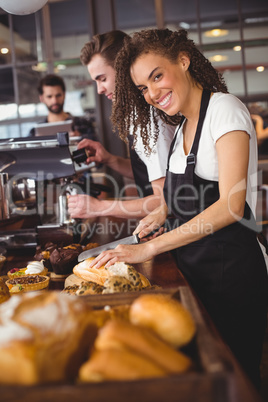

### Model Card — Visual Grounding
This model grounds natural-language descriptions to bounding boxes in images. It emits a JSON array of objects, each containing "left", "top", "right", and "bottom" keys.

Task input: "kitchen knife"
[{"left": 78, "top": 234, "right": 140, "bottom": 261}]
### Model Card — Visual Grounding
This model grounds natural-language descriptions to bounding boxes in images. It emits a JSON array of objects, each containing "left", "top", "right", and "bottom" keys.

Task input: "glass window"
[
  {"left": 115, "top": 0, "right": 156, "bottom": 31},
  {"left": 0, "top": 12, "right": 11, "bottom": 65},
  {"left": 0, "top": 67, "right": 15, "bottom": 105},
  {"left": 12, "top": 12, "right": 40, "bottom": 63},
  {"left": 49, "top": 0, "right": 90, "bottom": 59}
]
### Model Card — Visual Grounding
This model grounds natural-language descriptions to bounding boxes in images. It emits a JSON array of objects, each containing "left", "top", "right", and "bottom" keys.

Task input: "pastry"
[
  {"left": 6, "top": 275, "right": 50, "bottom": 294},
  {"left": 7, "top": 260, "right": 48, "bottom": 279},
  {"left": 129, "top": 294, "right": 196, "bottom": 348},
  {"left": 79, "top": 319, "right": 192, "bottom": 382},
  {"left": 0, "top": 278, "right": 10, "bottom": 304},
  {"left": 34, "top": 242, "right": 58, "bottom": 269},
  {"left": 0, "top": 291, "right": 98, "bottom": 385},
  {"left": 83, "top": 242, "right": 100, "bottom": 251}
]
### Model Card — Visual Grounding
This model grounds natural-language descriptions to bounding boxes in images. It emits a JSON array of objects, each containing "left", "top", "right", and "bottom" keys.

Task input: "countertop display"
[{"left": 0, "top": 217, "right": 264, "bottom": 402}]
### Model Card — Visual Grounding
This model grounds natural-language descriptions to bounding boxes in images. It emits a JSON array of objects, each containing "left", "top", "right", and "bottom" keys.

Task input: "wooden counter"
[{"left": 0, "top": 217, "right": 264, "bottom": 402}]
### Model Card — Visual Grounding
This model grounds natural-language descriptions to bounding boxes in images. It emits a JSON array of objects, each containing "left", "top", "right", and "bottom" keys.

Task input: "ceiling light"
[
  {"left": 1, "top": 47, "right": 9, "bottom": 54},
  {"left": 205, "top": 29, "right": 229, "bottom": 38},
  {"left": 233, "top": 46, "right": 241, "bottom": 52},
  {"left": 256, "top": 66, "right": 265, "bottom": 72},
  {"left": 209, "top": 55, "right": 228, "bottom": 63},
  {"left": 0, "top": 0, "right": 48, "bottom": 15}
]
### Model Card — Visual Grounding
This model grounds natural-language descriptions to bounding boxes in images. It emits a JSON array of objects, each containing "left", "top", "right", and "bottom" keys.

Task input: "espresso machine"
[{"left": 0, "top": 132, "right": 104, "bottom": 249}]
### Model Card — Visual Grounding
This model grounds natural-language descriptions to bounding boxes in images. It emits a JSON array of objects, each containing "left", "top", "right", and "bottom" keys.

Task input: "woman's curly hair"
[{"left": 111, "top": 28, "right": 228, "bottom": 156}]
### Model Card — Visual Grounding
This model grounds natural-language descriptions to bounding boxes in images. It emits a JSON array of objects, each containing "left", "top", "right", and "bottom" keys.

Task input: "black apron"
[
  {"left": 163, "top": 89, "right": 268, "bottom": 387},
  {"left": 128, "top": 135, "right": 153, "bottom": 198}
]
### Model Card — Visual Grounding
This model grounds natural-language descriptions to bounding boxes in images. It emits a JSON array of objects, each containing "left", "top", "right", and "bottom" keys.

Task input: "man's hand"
[{"left": 77, "top": 138, "right": 112, "bottom": 165}]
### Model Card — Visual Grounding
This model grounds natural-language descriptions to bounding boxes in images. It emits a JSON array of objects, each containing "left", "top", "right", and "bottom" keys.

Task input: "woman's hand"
[
  {"left": 68, "top": 194, "right": 101, "bottom": 218},
  {"left": 89, "top": 242, "right": 155, "bottom": 269},
  {"left": 133, "top": 204, "right": 168, "bottom": 239}
]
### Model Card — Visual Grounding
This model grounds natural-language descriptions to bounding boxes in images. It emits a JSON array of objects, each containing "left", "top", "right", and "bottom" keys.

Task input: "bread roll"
[
  {"left": 0, "top": 291, "right": 98, "bottom": 385},
  {"left": 79, "top": 347, "right": 167, "bottom": 382},
  {"left": 129, "top": 294, "right": 196, "bottom": 348},
  {"left": 95, "top": 319, "right": 192, "bottom": 374}
]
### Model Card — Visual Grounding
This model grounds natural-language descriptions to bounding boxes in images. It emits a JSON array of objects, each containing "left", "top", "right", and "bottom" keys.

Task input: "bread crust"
[{"left": 129, "top": 294, "right": 196, "bottom": 348}]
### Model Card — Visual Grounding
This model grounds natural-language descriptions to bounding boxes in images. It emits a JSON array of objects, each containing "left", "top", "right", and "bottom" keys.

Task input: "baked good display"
[
  {"left": 6, "top": 275, "right": 50, "bottom": 294},
  {"left": 79, "top": 319, "right": 192, "bottom": 382},
  {"left": 7, "top": 260, "right": 48, "bottom": 279},
  {"left": 0, "top": 278, "right": 10, "bottom": 304},
  {"left": 129, "top": 294, "right": 196, "bottom": 348},
  {"left": 0, "top": 291, "right": 98, "bottom": 385},
  {"left": 73, "top": 260, "right": 151, "bottom": 292}
]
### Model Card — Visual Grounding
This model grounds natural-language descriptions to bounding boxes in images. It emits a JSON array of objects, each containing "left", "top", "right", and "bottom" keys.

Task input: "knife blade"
[{"left": 78, "top": 234, "right": 140, "bottom": 261}]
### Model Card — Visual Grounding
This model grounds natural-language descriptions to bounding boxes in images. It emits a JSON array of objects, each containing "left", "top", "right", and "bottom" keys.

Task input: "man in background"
[{"left": 29, "top": 74, "right": 96, "bottom": 139}]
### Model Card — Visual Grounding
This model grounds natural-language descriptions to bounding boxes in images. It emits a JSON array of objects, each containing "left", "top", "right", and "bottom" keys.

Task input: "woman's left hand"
[{"left": 89, "top": 242, "right": 155, "bottom": 269}]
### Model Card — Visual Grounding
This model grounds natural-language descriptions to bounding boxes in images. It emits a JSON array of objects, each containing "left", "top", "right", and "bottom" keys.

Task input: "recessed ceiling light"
[
  {"left": 205, "top": 29, "right": 229, "bottom": 38},
  {"left": 1, "top": 47, "right": 9, "bottom": 54},
  {"left": 233, "top": 45, "right": 241, "bottom": 52},
  {"left": 209, "top": 54, "right": 228, "bottom": 63},
  {"left": 256, "top": 66, "right": 265, "bottom": 72}
]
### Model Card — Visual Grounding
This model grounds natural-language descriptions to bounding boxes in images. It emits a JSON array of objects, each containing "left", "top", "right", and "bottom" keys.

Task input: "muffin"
[{"left": 49, "top": 244, "right": 83, "bottom": 275}]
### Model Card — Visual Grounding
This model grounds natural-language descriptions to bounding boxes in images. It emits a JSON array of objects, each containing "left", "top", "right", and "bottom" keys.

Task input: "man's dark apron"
[
  {"left": 163, "top": 89, "right": 268, "bottom": 387},
  {"left": 128, "top": 135, "right": 153, "bottom": 197}
]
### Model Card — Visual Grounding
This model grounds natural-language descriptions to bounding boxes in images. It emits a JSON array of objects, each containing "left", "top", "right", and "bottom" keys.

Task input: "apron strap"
[
  {"left": 166, "top": 116, "right": 185, "bottom": 171},
  {"left": 187, "top": 89, "right": 211, "bottom": 166}
]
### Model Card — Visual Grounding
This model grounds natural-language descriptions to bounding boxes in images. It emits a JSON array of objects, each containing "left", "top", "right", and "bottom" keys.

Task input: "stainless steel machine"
[{"left": 0, "top": 133, "right": 103, "bottom": 248}]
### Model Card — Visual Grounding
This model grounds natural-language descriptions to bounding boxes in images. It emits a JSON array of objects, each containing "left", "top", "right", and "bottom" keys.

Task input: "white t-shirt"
[
  {"left": 169, "top": 92, "right": 258, "bottom": 216},
  {"left": 132, "top": 119, "right": 176, "bottom": 182}
]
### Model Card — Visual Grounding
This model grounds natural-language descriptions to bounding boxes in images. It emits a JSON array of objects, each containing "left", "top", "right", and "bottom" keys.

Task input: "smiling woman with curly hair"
[
  {"left": 91, "top": 28, "right": 268, "bottom": 389},
  {"left": 111, "top": 29, "right": 228, "bottom": 155}
]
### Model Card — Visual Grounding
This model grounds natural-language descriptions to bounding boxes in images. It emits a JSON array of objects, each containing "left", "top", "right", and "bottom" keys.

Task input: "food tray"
[{"left": 0, "top": 286, "right": 254, "bottom": 402}]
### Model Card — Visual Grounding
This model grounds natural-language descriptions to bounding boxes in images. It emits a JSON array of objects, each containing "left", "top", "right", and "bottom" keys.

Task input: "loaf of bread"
[
  {"left": 73, "top": 260, "right": 151, "bottom": 290},
  {"left": 79, "top": 319, "right": 192, "bottom": 382},
  {"left": 129, "top": 294, "right": 196, "bottom": 348},
  {"left": 0, "top": 291, "right": 98, "bottom": 385},
  {"left": 73, "top": 258, "right": 107, "bottom": 286}
]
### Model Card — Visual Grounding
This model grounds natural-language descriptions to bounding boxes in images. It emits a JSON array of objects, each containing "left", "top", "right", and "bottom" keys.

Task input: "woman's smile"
[{"left": 157, "top": 91, "right": 172, "bottom": 108}]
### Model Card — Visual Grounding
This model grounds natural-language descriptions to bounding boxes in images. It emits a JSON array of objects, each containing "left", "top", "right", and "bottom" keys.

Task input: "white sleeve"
[
  {"left": 134, "top": 121, "right": 175, "bottom": 182},
  {"left": 210, "top": 94, "right": 255, "bottom": 143}
]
